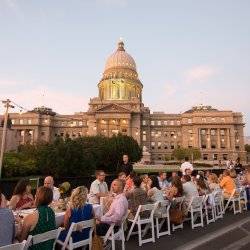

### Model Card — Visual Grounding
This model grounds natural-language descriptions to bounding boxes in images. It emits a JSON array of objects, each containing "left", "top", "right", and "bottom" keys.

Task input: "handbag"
[
  {"left": 169, "top": 208, "right": 184, "bottom": 224},
  {"left": 91, "top": 222, "right": 103, "bottom": 250}
]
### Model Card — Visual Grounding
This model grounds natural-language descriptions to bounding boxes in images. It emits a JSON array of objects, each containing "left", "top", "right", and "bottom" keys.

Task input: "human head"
[
  {"left": 196, "top": 176, "right": 207, "bottom": 190},
  {"left": 111, "top": 179, "right": 125, "bottom": 194},
  {"left": 148, "top": 175, "right": 160, "bottom": 189},
  {"left": 171, "top": 171, "right": 177, "bottom": 178},
  {"left": 133, "top": 176, "right": 142, "bottom": 188},
  {"left": 185, "top": 168, "right": 193, "bottom": 176},
  {"left": 223, "top": 170, "right": 230, "bottom": 176},
  {"left": 123, "top": 154, "right": 129, "bottom": 164},
  {"left": 184, "top": 156, "right": 189, "bottom": 162},
  {"left": 13, "top": 179, "right": 31, "bottom": 196},
  {"left": 70, "top": 186, "right": 88, "bottom": 209},
  {"left": 182, "top": 175, "right": 191, "bottom": 183},
  {"left": 129, "top": 171, "right": 137, "bottom": 179},
  {"left": 229, "top": 169, "right": 237, "bottom": 178},
  {"left": 208, "top": 173, "right": 218, "bottom": 184},
  {"left": 44, "top": 176, "right": 54, "bottom": 189},
  {"left": 159, "top": 172, "right": 167, "bottom": 180},
  {"left": 95, "top": 170, "right": 106, "bottom": 182},
  {"left": 141, "top": 174, "right": 148, "bottom": 183},
  {"left": 118, "top": 172, "right": 126, "bottom": 181},
  {"left": 35, "top": 186, "right": 53, "bottom": 207},
  {"left": 171, "top": 176, "right": 183, "bottom": 195}
]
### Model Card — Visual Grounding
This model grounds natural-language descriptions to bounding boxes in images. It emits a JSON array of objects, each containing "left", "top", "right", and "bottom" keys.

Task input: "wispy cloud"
[
  {"left": 0, "top": 84, "right": 88, "bottom": 115},
  {"left": 184, "top": 65, "right": 218, "bottom": 84},
  {"left": 164, "top": 82, "right": 177, "bottom": 96},
  {"left": 96, "top": 0, "right": 128, "bottom": 7}
]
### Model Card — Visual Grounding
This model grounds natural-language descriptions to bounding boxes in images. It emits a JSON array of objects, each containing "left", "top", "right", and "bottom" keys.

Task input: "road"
[{"left": 124, "top": 211, "right": 250, "bottom": 250}]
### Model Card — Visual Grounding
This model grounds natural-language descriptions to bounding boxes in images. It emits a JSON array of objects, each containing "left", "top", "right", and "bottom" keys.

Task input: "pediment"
[{"left": 95, "top": 104, "right": 131, "bottom": 113}]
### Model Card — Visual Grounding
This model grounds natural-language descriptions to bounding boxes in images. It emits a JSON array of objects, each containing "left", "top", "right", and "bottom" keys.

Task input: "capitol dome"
[
  {"left": 104, "top": 40, "right": 137, "bottom": 72},
  {"left": 98, "top": 40, "right": 143, "bottom": 101}
]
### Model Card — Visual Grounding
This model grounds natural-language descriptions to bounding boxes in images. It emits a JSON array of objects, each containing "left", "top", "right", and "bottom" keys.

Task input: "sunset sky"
[{"left": 0, "top": 0, "right": 249, "bottom": 135}]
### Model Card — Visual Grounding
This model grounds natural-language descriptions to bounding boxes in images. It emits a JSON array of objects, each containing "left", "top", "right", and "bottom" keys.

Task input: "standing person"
[
  {"left": 44, "top": 176, "right": 60, "bottom": 201},
  {"left": 89, "top": 170, "right": 108, "bottom": 204},
  {"left": 0, "top": 187, "right": 15, "bottom": 247},
  {"left": 19, "top": 187, "right": 56, "bottom": 249},
  {"left": 96, "top": 179, "right": 128, "bottom": 236},
  {"left": 119, "top": 154, "right": 133, "bottom": 177},
  {"left": 9, "top": 179, "right": 34, "bottom": 210},
  {"left": 157, "top": 172, "right": 169, "bottom": 190},
  {"left": 180, "top": 157, "right": 193, "bottom": 175}
]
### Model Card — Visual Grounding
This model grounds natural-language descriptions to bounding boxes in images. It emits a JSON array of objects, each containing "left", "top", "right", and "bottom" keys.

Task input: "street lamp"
[{"left": 0, "top": 99, "right": 14, "bottom": 178}]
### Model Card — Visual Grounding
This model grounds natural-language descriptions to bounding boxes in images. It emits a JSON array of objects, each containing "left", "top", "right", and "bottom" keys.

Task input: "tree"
[
  {"left": 172, "top": 147, "right": 201, "bottom": 161},
  {"left": 245, "top": 144, "right": 250, "bottom": 152}
]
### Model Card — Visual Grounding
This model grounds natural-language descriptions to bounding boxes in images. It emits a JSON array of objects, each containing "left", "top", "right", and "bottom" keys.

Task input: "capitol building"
[{"left": 2, "top": 41, "right": 246, "bottom": 163}]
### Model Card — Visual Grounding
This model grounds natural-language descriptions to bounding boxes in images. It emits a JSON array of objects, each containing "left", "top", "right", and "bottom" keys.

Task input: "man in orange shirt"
[{"left": 219, "top": 170, "right": 236, "bottom": 198}]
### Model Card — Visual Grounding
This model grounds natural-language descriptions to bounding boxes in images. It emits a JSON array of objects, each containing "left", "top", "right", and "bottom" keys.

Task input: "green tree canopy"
[{"left": 172, "top": 147, "right": 201, "bottom": 161}]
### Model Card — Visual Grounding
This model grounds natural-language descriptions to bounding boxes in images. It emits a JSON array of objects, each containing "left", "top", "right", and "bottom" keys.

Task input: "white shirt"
[
  {"left": 183, "top": 181, "right": 199, "bottom": 199},
  {"left": 53, "top": 187, "right": 60, "bottom": 201},
  {"left": 180, "top": 161, "right": 193, "bottom": 175},
  {"left": 89, "top": 179, "right": 108, "bottom": 204}
]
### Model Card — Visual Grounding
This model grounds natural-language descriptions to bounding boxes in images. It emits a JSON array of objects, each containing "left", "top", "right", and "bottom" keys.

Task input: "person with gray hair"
[{"left": 44, "top": 176, "right": 60, "bottom": 201}]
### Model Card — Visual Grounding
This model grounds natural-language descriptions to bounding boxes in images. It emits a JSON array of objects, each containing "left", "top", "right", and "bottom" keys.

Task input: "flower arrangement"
[{"left": 58, "top": 181, "right": 71, "bottom": 199}]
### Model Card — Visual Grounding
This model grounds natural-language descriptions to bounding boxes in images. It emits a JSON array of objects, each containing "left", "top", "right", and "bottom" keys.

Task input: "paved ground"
[{"left": 123, "top": 211, "right": 250, "bottom": 250}]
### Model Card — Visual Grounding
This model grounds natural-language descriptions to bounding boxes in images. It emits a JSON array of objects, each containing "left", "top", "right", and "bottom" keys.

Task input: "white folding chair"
[
  {"left": 0, "top": 241, "right": 26, "bottom": 250},
  {"left": 126, "top": 202, "right": 159, "bottom": 246},
  {"left": 56, "top": 219, "right": 95, "bottom": 250},
  {"left": 171, "top": 196, "right": 185, "bottom": 231},
  {"left": 212, "top": 189, "right": 224, "bottom": 220},
  {"left": 26, "top": 228, "right": 62, "bottom": 250},
  {"left": 154, "top": 200, "right": 171, "bottom": 238},
  {"left": 239, "top": 186, "right": 248, "bottom": 211},
  {"left": 203, "top": 194, "right": 215, "bottom": 225},
  {"left": 223, "top": 189, "right": 241, "bottom": 214},
  {"left": 103, "top": 211, "right": 129, "bottom": 250},
  {"left": 187, "top": 196, "right": 205, "bottom": 229}
]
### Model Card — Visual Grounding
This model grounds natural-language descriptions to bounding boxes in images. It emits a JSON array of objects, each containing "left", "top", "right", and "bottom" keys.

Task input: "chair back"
[
  {"left": 172, "top": 196, "right": 184, "bottom": 209},
  {"left": 26, "top": 228, "right": 62, "bottom": 249},
  {"left": 190, "top": 196, "right": 204, "bottom": 209},
  {"left": 29, "top": 177, "right": 40, "bottom": 191},
  {"left": 0, "top": 241, "right": 26, "bottom": 250}
]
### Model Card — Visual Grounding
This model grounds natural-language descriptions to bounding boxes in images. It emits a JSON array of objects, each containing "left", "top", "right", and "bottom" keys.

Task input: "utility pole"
[{"left": 0, "top": 99, "right": 14, "bottom": 178}]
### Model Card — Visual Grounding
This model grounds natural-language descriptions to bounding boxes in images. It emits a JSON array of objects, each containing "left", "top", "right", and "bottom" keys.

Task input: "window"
[
  {"left": 151, "top": 142, "right": 155, "bottom": 149},
  {"left": 163, "top": 121, "right": 168, "bottom": 125},
  {"left": 213, "top": 154, "right": 218, "bottom": 160},
  {"left": 223, "top": 154, "right": 228, "bottom": 160},
  {"left": 151, "top": 120, "right": 155, "bottom": 126},
  {"left": 211, "top": 144, "right": 216, "bottom": 149},
  {"left": 188, "top": 129, "right": 193, "bottom": 134},
  {"left": 60, "top": 132, "right": 64, "bottom": 137},
  {"left": 221, "top": 118, "right": 225, "bottom": 122},
  {"left": 20, "top": 119, "right": 23, "bottom": 125},
  {"left": 211, "top": 118, "right": 216, "bottom": 122},
  {"left": 143, "top": 131, "right": 146, "bottom": 141},
  {"left": 11, "top": 119, "right": 15, "bottom": 125},
  {"left": 202, "top": 118, "right": 206, "bottom": 122},
  {"left": 201, "top": 129, "right": 206, "bottom": 135},
  {"left": 235, "top": 145, "right": 240, "bottom": 150},
  {"left": 170, "top": 131, "right": 175, "bottom": 137},
  {"left": 170, "top": 142, "right": 175, "bottom": 149},
  {"left": 203, "top": 154, "right": 208, "bottom": 160},
  {"left": 158, "top": 142, "right": 161, "bottom": 149},
  {"left": 164, "top": 142, "right": 168, "bottom": 149},
  {"left": 41, "top": 131, "right": 45, "bottom": 136},
  {"left": 220, "top": 129, "right": 225, "bottom": 136},
  {"left": 28, "top": 119, "right": 32, "bottom": 125},
  {"left": 151, "top": 131, "right": 155, "bottom": 137},
  {"left": 164, "top": 131, "right": 168, "bottom": 137},
  {"left": 201, "top": 144, "right": 207, "bottom": 149},
  {"left": 142, "top": 120, "right": 147, "bottom": 126},
  {"left": 188, "top": 119, "right": 192, "bottom": 124},
  {"left": 79, "top": 121, "right": 83, "bottom": 126},
  {"left": 122, "top": 128, "right": 127, "bottom": 133},
  {"left": 170, "top": 120, "right": 174, "bottom": 125},
  {"left": 44, "top": 119, "right": 48, "bottom": 124},
  {"left": 177, "top": 121, "right": 181, "bottom": 125},
  {"left": 157, "top": 121, "right": 161, "bottom": 126},
  {"left": 211, "top": 129, "right": 216, "bottom": 136},
  {"left": 157, "top": 131, "right": 162, "bottom": 137}
]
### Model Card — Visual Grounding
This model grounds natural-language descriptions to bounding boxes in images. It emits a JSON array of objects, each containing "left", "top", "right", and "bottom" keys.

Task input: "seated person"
[
  {"left": 157, "top": 172, "right": 169, "bottom": 190},
  {"left": 126, "top": 176, "right": 148, "bottom": 218},
  {"left": 19, "top": 187, "right": 56, "bottom": 249},
  {"left": 9, "top": 179, "right": 34, "bottom": 210},
  {"left": 89, "top": 170, "right": 108, "bottom": 204},
  {"left": 96, "top": 179, "right": 128, "bottom": 236},
  {"left": 0, "top": 188, "right": 15, "bottom": 247},
  {"left": 168, "top": 171, "right": 178, "bottom": 183},
  {"left": 59, "top": 186, "right": 93, "bottom": 243},
  {"left": 118, "top": 172, "right": 127, "bottom": 183},
  {"left": 44, "top": 176, "right": 60, "bottom": 201},
  {"left": 208, "top": 173, "right": 220, "bottom": 191},
  {"left": 165, "top": 176, "right": 183, "bottom": 200},
  {"left": 195, "top": 175, "right": 210, "bottom": 195},
  {"left": 124, "top": 171, "right": 136, "bottom": 192},
  {"left": 219, "top": 170, "right": 236, "bottom": 198},
  {"left": 180, "top": 157, "right": 193, "bottom": 175},
  {"left": 140, "top": 174, "right": 150, "bottom": 192}
]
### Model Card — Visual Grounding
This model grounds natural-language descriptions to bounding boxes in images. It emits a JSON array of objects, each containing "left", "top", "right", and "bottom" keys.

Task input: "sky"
[{"left": 0, "top": 0, "right": 249, "bottom": 135}]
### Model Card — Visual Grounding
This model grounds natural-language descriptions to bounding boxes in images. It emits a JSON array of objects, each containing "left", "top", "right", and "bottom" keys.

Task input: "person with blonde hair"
[
  {"left": 208, "top": 173, "right": 220, "bottom": 191},
  {"left": 59, "top": 186, "right": 94, "bottom": 243}
]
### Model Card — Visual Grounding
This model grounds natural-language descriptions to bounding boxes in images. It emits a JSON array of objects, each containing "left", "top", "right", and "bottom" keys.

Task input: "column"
[
  {"left": 107, "top": 119, "right": 110, "bottom": 137},
  {"left": 227, "top": 128, "right": 231, "bottom": 149},
  {"left": 217, "top": 129, "right": 221, "bottom": 149},
  {"left": 128, "top": 119, "right": 132, "bottom": 136},
  {"left": 207, "top": 128, "right": 211, "bottom": 149}
]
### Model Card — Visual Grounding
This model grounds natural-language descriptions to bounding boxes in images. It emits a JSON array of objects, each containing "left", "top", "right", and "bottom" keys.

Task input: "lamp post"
[{"left": 0, "top": 99, "right": 14, "bottom": 178}]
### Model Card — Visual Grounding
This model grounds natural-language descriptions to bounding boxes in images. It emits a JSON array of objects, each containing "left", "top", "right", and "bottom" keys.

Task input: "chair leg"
[
  {"left": 156, "top": 218, "right": 160, "bottom": 239},
  {"left": 126, "top": 221, "right": 136, "bottom": 241},
  {"left": 138, "top": 223, "right": 142, "bottom": 247},
  {"left": 151, "top": 219, "right": 155, "bottom": 243}
]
